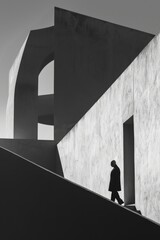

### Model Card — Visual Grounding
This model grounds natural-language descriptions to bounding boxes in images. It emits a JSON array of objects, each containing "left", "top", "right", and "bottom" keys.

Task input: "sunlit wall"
[
  {"left": 58, "top": 33, "right": 160, "bottom": 224},
  {"left": 6, "top": 37, "right": 28, "bottom": 138}
]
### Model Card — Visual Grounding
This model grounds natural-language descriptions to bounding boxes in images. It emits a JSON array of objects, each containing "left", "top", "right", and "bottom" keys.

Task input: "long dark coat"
[{"left": 108, "top": 165, "right": 121, "bottom": 192}]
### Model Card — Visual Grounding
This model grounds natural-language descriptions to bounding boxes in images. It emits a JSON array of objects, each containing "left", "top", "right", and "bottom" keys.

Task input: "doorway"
[{"left": 123, "top": 116, "right": 135, "bottom": 205}]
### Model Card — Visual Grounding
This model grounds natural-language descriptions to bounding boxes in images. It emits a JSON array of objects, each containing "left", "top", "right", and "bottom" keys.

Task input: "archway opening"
[{"left": 38, "top": 61, "right": 54, "bottom": 140}]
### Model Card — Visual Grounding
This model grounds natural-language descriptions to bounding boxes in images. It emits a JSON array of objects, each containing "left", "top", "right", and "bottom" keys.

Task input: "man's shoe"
[{"left": 119, "top": 200, "right": 124, "bottom": 205}]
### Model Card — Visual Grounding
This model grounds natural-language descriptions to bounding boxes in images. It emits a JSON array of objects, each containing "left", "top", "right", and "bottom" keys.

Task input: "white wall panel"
[
  {"left": 58, "top": 74, "right": 133, "bottom": 202},
  {"left": 58, "top": 34, "right": 160, "bottom": 224},
  {"left": 6, "top": 37, "right": 28, "bottom": 138}
]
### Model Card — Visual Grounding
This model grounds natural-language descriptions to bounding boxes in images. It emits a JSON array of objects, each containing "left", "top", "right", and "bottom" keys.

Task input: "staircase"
[
  {"left": 0, "top": 146, "right": 160, "bottom": 239},
  {"left": 125, "top": 204, "right": 142, "bottom": 215}
]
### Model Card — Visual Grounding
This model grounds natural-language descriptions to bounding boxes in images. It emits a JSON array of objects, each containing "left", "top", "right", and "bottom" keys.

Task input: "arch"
[{"left": 14, "top": 27, "right": 55, "bottom": 139}]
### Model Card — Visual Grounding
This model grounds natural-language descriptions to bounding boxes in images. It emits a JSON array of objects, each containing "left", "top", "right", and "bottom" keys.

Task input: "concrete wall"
[
  {"left": 58, "top": 33, "right": 160, "bottom": 224},
  {"left": 134, "top": 34, "right": 160, "bottom": 223},
  {"left": 58, "top": 69, "right": 133, "bottom": 203},
  {"left": 6, "top": 8, "right": 153, "bottom": 143},
  {"left": 54, "top": 7, "right": 153, "bottom": 142}
]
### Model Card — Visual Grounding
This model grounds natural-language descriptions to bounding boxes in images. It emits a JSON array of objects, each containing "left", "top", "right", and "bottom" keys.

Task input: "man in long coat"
[{"left": 108, "top": 160, "right": 124, "bottom": 205}]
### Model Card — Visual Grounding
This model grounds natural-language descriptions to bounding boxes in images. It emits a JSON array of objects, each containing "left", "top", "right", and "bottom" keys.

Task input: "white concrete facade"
[{"left": 58, "top": 33, "right": 160, "bottom": 224}]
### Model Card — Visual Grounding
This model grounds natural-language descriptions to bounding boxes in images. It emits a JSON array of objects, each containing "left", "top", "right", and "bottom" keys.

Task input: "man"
[{"left": 108, "top": 160, "right": 124, "bottom": 205}]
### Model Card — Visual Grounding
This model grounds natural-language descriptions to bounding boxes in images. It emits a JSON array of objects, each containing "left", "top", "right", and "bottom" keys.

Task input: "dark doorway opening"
[{"left": 123, "top": 116, "right": 135, "bottom": 205}]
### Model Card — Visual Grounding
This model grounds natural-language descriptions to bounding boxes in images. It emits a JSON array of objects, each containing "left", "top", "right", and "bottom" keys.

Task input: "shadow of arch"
[{"left": 14, "top": 26, "right": 55, "bottom": 139}]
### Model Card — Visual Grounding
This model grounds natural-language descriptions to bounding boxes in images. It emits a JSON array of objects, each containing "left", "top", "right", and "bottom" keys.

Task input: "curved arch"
[
  {"left": 39, "top": 52, "right": 54, "bottom": 75},
  {"left": 14, "top": 26, "right": 55, "bottom": 139}
]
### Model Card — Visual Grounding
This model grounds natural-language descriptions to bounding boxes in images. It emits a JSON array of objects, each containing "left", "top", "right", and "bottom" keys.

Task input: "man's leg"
[
  {"left": 111, "top": 191, "right": 116, "bottom": 202},
  {"left": 114, "top": 191, "right": 124, "bottom": 205}
]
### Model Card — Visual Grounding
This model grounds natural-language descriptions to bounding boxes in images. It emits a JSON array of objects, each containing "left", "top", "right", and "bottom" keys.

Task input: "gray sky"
[{"left": 0, "top": 0, "right": 160, "bottom": 138}]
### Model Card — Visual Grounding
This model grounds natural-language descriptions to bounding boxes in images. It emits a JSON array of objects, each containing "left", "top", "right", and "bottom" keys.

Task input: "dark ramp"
[
  {"left": 54, "top": 8, "right": 154, "bottom": 142},
  {"left": 0, "top": 139, "right": 63, "bottom": 176},
  {"left": 0, "top": 147, "right": 160, "bottom": 239}
]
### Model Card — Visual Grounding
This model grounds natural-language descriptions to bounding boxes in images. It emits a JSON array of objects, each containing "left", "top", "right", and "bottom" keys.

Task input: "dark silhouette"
[{"left": 109, "top": 160, "right": 124, "bottom": 205}]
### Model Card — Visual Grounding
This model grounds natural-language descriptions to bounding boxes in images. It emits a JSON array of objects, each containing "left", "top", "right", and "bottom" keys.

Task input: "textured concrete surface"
[
  {"left": 58, "top": 73, "right": 133, "bottom": 203},
  {"left": 58, "top": 33, "right": 160, "bottom": 224},
  {"left": 133, "top": 34, "right": 160, "bottom": 223}
]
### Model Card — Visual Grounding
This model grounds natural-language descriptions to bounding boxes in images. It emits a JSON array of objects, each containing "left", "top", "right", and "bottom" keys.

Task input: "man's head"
[{"left": 111, "top": 160, "right": 116, "bottom": 168}]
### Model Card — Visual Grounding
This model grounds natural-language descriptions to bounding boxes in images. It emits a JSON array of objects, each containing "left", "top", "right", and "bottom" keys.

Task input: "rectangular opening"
[
  {"left": 38, "top": 123, "right": 54, "bottom": 140},
  {"left": 123, "top": 116, "right": 135, "bottom": 205}
]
